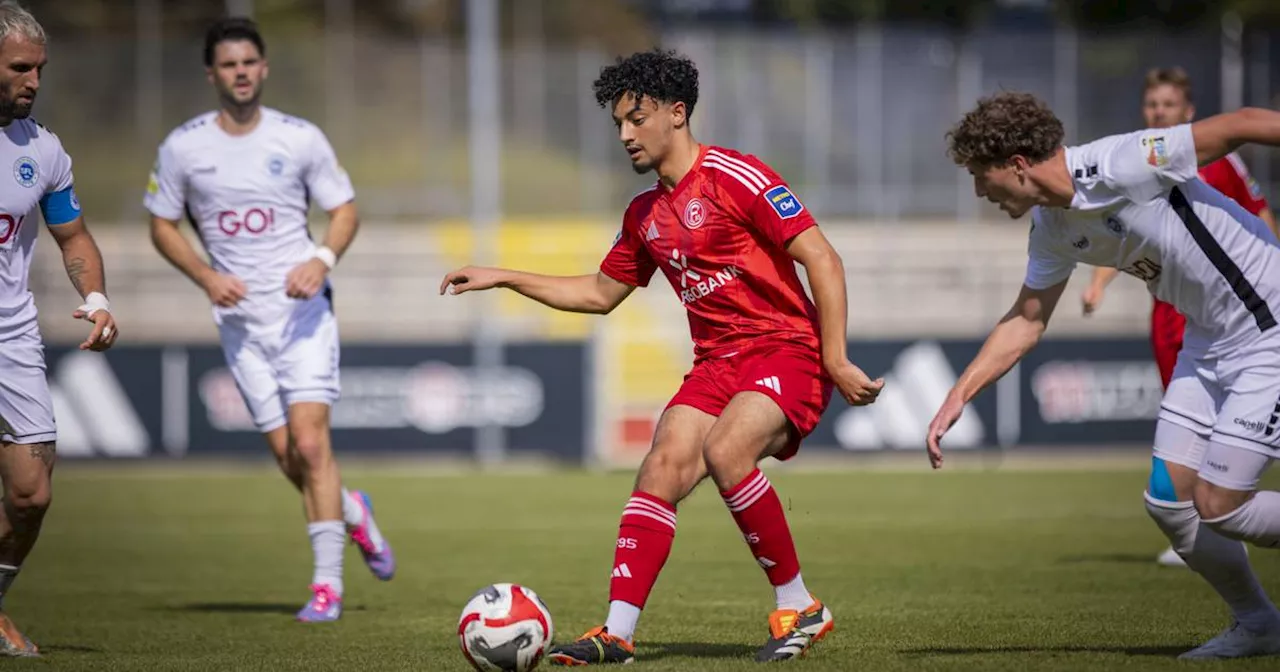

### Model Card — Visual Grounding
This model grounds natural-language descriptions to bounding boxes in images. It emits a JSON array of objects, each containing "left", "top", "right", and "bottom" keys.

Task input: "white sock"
[
  {"left": 308, "top": 521, "right": 345, "bottom": 596},
  {"left": 1206, "top": 491, "right": 1280, "bottom": 549},
  {"left": 340, "top": 488, "right": 362, "bottom": 528},
  {"left": 604, "top": 600, "right": 641, "bottom": 642},
  {"left": 0, "top": 565, "right": 18, "bottom": 609},
  {"left": 775, "top": 572, "right": 813, "bottom": 611},
  {"left": 1146, "top": 494, "right": 1280, "bottom": 633}
]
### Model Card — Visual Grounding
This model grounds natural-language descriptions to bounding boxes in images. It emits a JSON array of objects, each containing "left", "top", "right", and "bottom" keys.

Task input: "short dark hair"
[
  {"left": 1144, "top": 66, "right": 1193, "bottom": 103},
  {"left": 946, "top": 92, "right": 1065, "bottom": 167},
  {"left": 203, "top": 17, "right": 265, "bottom": 67},
  {"left": 592, "top": 49, "right": 699, "bottom": 117}
]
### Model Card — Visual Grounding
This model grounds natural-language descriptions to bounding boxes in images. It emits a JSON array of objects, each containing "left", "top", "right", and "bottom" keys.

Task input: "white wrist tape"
[
  {"left": 79, "top": 291, "right": 110, "bottom": 319},
  {"left": 314, "top": 246, "right": 338, "bottom": 270}
]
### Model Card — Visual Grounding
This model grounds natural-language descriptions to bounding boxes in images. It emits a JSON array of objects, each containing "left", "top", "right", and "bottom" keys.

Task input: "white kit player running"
[
  {"left": 0, "top": 1, "right": 119, "bottom": 656},
  {"left": 931, "top": 92, "right": 1280, "bottom": 660},
  {"left": 145, "top": 17, "right": 393, "bottom": 622}
]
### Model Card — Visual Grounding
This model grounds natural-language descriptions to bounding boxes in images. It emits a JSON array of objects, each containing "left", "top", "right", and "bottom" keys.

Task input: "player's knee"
[
  {"left": 10, "top": 489, "right": 51, "bottom": 519},
  {"left": 1199, "top": 495, "right": 1271, "bottom": 545},
  {"left": 5, "top": 476, "right": 51, "bottom": 518},
  {"left": 636, "top": 447, "right": 703, "bottom": 503},
  {"left": 701, "top": 435, "right": 751, "bottom": 474},
  {"left": 288, "top": 433, "right": 331, "bottom": 470},
  {"left": 1193, "top": 481, "right": 1252, "bottom": 523}
]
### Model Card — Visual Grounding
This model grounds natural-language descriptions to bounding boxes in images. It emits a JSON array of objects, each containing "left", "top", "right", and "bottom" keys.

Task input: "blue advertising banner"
[
  {"left": 804, "top": 340, "right": 997, "bottom": 452},
  {"left": 39, "top": 337, "right": 1162, "bottom": 461},
  {"left": 804, "top": 338, "right": 1162, "bottom": 452},
  {"left": 43, "top": 343, "right": 589, "bottom": 461}
]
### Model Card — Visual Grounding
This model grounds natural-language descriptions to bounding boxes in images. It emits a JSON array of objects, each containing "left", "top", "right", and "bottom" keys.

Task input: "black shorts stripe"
[
  {"left": 1213, "top": 430, "right": 1277, "bottom": 451},
  {"left": 1158, "top": 404, "right": 1212, "bottom": 431},
  {"left": 1169, "top": 187, "right": 1277, "bottom": 332}
]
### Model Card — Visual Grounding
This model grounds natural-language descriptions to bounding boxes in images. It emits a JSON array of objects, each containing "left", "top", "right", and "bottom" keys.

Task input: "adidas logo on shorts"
[{"left": 755, "top": 376, "right": 781, "bottom": 394}]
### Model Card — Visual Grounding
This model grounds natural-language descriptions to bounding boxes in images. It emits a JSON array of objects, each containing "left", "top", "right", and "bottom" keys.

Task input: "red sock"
[
  {"left": 721, "top": 469, "right": 801, "bottom": 586},
  {"left": 608, "top": 491, "right": 676, "bottom": 609}
]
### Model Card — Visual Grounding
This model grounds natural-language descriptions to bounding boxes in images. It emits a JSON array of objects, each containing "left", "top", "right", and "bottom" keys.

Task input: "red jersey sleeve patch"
[
  {"left": 763, "top": 184, "right": 804, "bottom": 220},
  {"left": 706, "top": 148, "right": 817, "bottom": 249}
]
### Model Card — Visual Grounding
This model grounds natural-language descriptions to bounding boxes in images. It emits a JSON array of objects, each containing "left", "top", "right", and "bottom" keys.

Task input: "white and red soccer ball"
[{"left": 458, "top": 583, "right": 554, "bottom": 672}]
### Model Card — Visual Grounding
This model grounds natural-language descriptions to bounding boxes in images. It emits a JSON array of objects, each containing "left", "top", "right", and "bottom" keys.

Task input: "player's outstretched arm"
[
  {"left": 150, "top": 215, "right": 246, "bottom": 308},
  {"left": 926, "top": 279, "right": 1068, "bottom": 468},
  {"left": 785, "top": 227, "right": 884, "bottom": 406},
  {"left": 1191, "top": 107, "right": 1280, "bottom": 167},
  {"left": 1081, "top": 267, "right": 1120, "bottom": 316},
  {"left": 47, "top": 216, "right": 118, "bottom": 351},
  {"left": 440, "top": 267, "right": 635, "bottom": 315}
]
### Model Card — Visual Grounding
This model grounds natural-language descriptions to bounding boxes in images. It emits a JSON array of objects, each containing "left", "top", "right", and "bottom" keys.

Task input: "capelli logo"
[{"left": 1234, "top": 417, "right": 1267, "bottom": 433}]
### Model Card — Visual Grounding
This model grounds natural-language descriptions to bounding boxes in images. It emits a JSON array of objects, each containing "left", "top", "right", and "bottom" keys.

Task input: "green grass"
[{"left": 8, "top": 461, "right": 1280, "bottom": 670}]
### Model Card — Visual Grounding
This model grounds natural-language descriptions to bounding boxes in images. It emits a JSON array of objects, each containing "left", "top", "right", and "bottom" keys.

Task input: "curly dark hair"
[
  {"left": 204, "top": 16, "right": 265, "bottom": 67},
  {"left": 592, "top": 49, "right": 699, "bottom": 117},
  {"left": 946, "top": 92, "right": 1064, "bottom": 167}
]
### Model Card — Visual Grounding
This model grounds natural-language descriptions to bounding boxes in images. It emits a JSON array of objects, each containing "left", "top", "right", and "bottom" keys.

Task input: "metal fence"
[{"left": 27, "top": 11, "right": 1280, "bottom": 222}]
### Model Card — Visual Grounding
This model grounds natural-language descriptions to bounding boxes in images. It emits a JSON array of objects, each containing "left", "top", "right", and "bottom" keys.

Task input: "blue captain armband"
[{"left": 40, "top": 186, "right": 81, "bottom": 225}]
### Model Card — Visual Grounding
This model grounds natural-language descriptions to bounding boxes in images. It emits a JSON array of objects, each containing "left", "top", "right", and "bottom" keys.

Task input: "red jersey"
[
  {"left": 600, "top": 145, "right": 821, "bottom": 362},
  {"left": 1199, "top": 152, "right": 1269, "bottom": 216}
]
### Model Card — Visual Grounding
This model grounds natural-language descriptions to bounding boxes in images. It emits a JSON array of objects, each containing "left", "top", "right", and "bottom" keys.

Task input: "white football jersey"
[
  {"left": 1026, "top": 123, "right": 1280, "bottom": 357},
  {"left": 0, "top": 119, "right": 79, "bottom": 341},
  {"left": 143, "top": 108, "right": 354, "bottom": 325}
]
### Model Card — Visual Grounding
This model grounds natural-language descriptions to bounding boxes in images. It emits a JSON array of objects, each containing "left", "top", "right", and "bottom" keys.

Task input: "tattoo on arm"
[
  {"left": 65, "top": 257, "right": 87, "bottom": 295},
  {"left": 27, "top": 443, "right": 55, "bottom": 467}
]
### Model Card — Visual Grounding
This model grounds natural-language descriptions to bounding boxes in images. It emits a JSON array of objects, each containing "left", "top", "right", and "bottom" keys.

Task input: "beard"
[
  {"left": 220, "top": 81, "right": 262, "bottom": 110},
  {"left": 0, "top": 84, "right": 33, "bottom": 121}
]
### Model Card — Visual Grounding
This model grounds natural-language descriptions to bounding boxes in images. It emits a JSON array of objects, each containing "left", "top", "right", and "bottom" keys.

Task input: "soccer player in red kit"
[
  {"left": 1081, "top": 67, "right": 1279, "bottom": 568},
  {"left": 440, "top": 49, "right": 883, "bottom": 664}
]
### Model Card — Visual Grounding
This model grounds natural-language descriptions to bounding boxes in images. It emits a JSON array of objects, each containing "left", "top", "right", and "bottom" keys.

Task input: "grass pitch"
[{"left": 9, "top": 458, "right": 1280, "bottom": 671}]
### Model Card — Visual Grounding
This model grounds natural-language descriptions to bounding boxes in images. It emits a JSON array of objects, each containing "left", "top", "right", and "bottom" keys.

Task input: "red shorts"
[
  {"left": 1150, "top": 299, "right": 1186, "bottom": 390},
  {"left": 665, "top": 342, "right": 833, "bottom": 461}
]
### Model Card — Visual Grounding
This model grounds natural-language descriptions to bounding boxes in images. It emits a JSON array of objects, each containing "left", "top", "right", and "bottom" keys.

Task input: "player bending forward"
[
  {"left": 441, "top": 49, "right": 883, "bottom": 664},
  {"left": 1080, "top": 67, "right": 1279, "bottom": 569},
  {"left": 145, "top": 17, "right": 393, "bottom": 622},
  {"left": 930, "top": 91, "right": 1280, "bottom": 660},
  {"left": 0, "top": 1, "right": 118, "bottom": 655}
]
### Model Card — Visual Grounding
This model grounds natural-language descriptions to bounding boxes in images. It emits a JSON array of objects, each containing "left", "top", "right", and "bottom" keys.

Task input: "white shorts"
[
  {"left": 1156, "top": 347, "right": 1280, "bottom": 489},
  {"left": 218, "top": 297, "right": 341, "bottom": 433},
  {"left": 0, "top": 328, "right": 56, "bottom": 445}
]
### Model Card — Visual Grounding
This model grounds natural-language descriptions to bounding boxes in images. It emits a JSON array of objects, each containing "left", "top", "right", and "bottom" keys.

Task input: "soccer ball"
[{"left": 458, "top": 583, "right": 554, "bottom": 672}]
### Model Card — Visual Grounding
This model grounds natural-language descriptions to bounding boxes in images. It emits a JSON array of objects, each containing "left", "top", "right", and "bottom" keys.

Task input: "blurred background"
[{"left": 21, "top": 0, "right": 1277, "bottom": 466}]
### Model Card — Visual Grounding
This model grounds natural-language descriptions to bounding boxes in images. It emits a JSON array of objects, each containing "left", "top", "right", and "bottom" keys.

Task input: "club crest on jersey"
[
  {"left": 1142, "top": 135, "right": 1169, "bottom": 168},
  {"left": 1105, "top": 216, "right": 1124, "bottom": 235},
  {"left": 764, "top": 184, "right": 804, "bottom": 219},
  {"left": 13, "top": 156, "right": 37, "bottom": 188},
  {"left": 267, "top": 154, "right": 286, "bottom": 177},
  {"left": 683, "top": 198, "right": 706, "bottom": 229}
]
